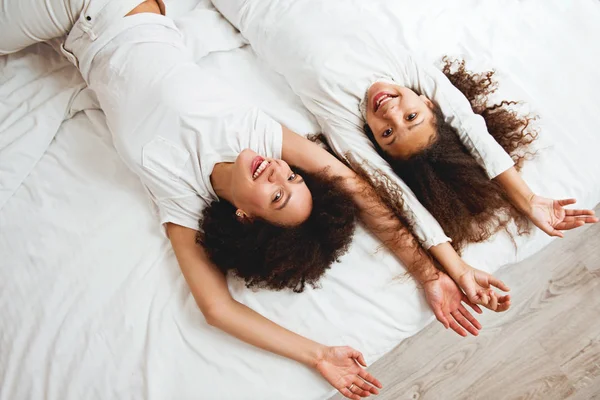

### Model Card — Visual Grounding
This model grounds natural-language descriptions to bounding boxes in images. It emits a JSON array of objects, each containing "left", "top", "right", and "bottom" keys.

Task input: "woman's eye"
[
  {"left": 407, "top": 113, "right": 417, "bottom": 121},
  {"left": 273, "top": 191, "right": 282, "bottom": 203},
  {"left": 383, "top": 128, "right": 393, "bottom": 138},
  {"left": 288, "top": 173, "right": 297, "bottom": 181}
]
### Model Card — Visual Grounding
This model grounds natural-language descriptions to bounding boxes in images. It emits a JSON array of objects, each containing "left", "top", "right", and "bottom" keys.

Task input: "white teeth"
[
  {"left": 252, "top": 160, "right": 270, "bottom": 179},
  {"left": 377, "top": 95, "right": 393, "bottom": 109}
]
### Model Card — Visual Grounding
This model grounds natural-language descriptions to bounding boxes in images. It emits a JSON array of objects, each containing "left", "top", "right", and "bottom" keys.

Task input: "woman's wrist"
[
  {"left": 508, "top": 188, "right": 536, "bottom": 216},
  {"left": 303, "top": 342, "right": 327, "bottom": 369},
  {"left": 428, "top": 242, "right": 469, "bottom": 281},
  {"left": 494, "top": 167, "right": 536, "bottom": 216}
]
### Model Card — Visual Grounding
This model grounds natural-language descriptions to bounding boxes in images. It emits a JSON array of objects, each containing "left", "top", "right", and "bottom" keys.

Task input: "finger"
[
  {"left": 547, "top": 227, "right": 564, "bottom": 238},
  {"left": 498, "top": 294, "right": 511, "bottom": 303},
  {"left": 557, "top": 198, "right": 577, "bottom": 207},
  {"left": 496, "top": 297, "right": 511, "bottom": 312},
  {"left": 349, "top": 383, "right": 371, "bottom": 398},
  {"left": 354, "top": 378, "right": 380, "bottom": 395},
  {"left": 488, "top": 276, "right": 510, "bottom": 292},
  {"left": 451, "top": 310, "right": 479, "bottom": 336},
  {"left": 564, "top": 209, "right": 596, "bottom": 216},
  {"left": 556, "top": 216, "right": 599, "bottom": 227},
  {"left": 471, "top": 289, "right": 489, "bottom": 308},
  {"left": 352, "top": 350, "right": 367, "bottom": 368},
  {"left": 554, "top": 220, "right": 586, "bottom": 231},
  {"left": 459, "top": 304, "right": 482, "bottom": 330},
  {"left": 478, "top": 290, "right": 490, "bottom": 307},
  {"left": 339, "top": 388, "right": 360, "bottom": 400},
  {"left": 496, "top": 294, "right": 511, "bottom": 311},
  {"left": 559, "top": 215, "right": 597, "bottom": 223},
  {"left": 448, "top": 318, "right": 468, "bottom": 337},
  {"left": 462, "top": 294, "right": 483, "bottom": 314},
  {"left": 489, "top": 291, "right": 499, "bottom": 311},
  {"left": 432, "top": 306, "right": 450, "bottom": 329},
  {"left": 574, "top": 216, "right": 599, "bottom": 223},
  {"left": 358, "top": 369, "right": 383, "bottom": 389}
]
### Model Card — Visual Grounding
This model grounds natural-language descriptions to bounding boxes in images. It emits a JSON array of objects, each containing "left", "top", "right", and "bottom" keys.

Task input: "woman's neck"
[{"left": 210, "top": 162, "right": 235, "bottom": 203}]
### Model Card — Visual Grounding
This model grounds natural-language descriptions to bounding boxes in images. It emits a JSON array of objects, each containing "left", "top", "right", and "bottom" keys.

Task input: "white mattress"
[{"left": 1, "top": 1, "right": 599, "bottom": 399}]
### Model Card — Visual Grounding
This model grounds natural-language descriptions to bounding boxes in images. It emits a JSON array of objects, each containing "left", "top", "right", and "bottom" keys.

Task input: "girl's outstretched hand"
[
  {"left": 528, "top": 196, "right": 598, "bottom": 238},
  {"left": 315, "top": 346, "right": 382, "bottom": 400},
  {"left": 455, "top": 267, "right": 511, "bottom": 313}
]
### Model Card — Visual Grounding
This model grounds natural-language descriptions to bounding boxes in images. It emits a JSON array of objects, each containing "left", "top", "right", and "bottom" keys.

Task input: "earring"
[{"left": 236, "top": 210, "right": 243, "bottom": 217}]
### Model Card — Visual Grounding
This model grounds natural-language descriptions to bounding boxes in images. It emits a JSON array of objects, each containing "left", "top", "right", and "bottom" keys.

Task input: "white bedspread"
[{"left": 1, "top": 1, "right": 599, "bottom": 399}]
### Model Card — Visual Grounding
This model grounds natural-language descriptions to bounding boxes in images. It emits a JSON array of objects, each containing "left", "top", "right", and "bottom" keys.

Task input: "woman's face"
[
  {"left": 231, "top": 149, "right": 313, "bottom": 226},
  {"left": 365, "top": 82, "right": 437, "bottom": 159}
]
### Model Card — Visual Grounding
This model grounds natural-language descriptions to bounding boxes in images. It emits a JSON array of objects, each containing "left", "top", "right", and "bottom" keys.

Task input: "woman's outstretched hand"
[
  {"left": 527, "top": 196, "right": 598, "bottom": 238},
  {"left": 423, "top": 271, "right": 484, "bottom": 337},
  {"left": 315, "top": 346, "right": 382, "bottom": 400},
  {"left": 455, "top": 267, "right": 511, "bottom": 312}
]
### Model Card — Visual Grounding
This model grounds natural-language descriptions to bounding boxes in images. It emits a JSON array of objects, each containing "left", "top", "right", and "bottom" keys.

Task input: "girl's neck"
[{"left": 210, "top": 162, "right": 235, "bottom": 203}]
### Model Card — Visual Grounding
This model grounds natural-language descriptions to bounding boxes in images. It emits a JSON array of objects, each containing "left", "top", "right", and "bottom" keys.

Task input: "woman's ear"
[
  {"left": 419, "top": 95, "right": 434, "bottom": 109},
  {"left": 235, "top": 209, "right": 250, "bottom": 222}
]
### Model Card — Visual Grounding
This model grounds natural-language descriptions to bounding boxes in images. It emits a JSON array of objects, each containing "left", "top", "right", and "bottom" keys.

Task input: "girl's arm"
[
  {"left": 494, "top": 167, "right": 598, "bottom": 236},
  {"left": 166, "top": 223, "right": 381, "bottom": 400},
  {"left": 282, "top": 127, "right": 504, "bottom": 321}
]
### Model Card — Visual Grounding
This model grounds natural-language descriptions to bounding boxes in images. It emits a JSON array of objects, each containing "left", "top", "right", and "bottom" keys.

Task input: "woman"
[
  {"left": 1, "top": 1, "right": 508, "bottom": 398},
  {"left": 212, "top": 0, "right": 598, "bottom": 253}
]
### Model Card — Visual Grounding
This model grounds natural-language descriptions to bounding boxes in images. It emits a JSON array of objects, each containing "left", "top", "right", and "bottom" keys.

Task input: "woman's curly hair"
[
  {"left": 197, "top": 168, "right": 358, "bottom": 293},
  {"left": 362, "top": 58, "right": 538, "bottom": 252}
]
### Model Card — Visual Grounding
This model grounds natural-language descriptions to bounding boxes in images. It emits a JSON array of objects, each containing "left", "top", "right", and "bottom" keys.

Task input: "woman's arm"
[
  {"left": 282, "top": 127, "right": 495, "bottom": 330},
  {"left": 494, "top": 167, "right": 598, "bottom": 236},
  {"left": 166, "top": 223, "right": 381, "bottom": 400}
]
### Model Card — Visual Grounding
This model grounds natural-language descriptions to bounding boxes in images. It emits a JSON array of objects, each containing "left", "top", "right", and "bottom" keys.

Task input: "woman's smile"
[
  {"left": 251, "top": 156, "right": 271, "bottom": 180},
  {"left": 372, "top": 91, "right": 398, "bottom": 113}
]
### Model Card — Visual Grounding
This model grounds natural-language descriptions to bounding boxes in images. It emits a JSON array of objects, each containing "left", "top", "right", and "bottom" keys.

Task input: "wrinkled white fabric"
[
  {"left": 0, "top": 0, "right": 89, "bottom": 54},
  {"left": 1, "top": 1, "right": 600, "bottom": 400}
]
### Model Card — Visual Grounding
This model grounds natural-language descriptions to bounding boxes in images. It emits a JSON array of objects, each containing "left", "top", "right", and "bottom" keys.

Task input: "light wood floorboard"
[{"left": 330, "top": 206, "right": 600, "bottom": 400}]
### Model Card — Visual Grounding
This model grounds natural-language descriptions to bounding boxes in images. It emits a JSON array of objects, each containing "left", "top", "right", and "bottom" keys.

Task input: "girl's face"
[
  {"left": 365, "top": 82, "right": 438, "bottom": 159},
  {"left": 231, "top": 149, "right": 313, "bottom": 226}
]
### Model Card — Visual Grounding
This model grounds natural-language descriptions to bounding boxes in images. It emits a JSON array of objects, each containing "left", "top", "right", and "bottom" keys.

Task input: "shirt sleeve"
[
  {"left": 322, "top": 116, "right": 451, "bottom": 249},
  {"left": 402, "top": 54, "right": 514, "bottom": 179},
  {"left": 156, "top": 194, "right": 206, "bottom": 232},
  {"left": 138, "top": 135, "right": 208, "bottom": 234}
]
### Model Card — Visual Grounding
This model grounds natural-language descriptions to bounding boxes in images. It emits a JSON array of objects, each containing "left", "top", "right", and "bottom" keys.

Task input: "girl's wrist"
[
  {"left": 302, "top": 342, "right": 327, "bottom": 369},
  {"left": 428, "top": 242, "right": 468, "bottom": 281}
]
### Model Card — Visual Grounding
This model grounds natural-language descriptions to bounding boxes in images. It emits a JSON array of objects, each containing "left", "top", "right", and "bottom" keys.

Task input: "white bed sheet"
[{"left": 1, "top": 1, "right": 599, "bottom": 400}]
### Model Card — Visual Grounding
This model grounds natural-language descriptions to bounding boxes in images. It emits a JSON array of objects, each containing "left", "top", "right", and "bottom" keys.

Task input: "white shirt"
[
  {"left": 86, "top": 15, "right": 282, "bottom": 231},
  {"left": 214, "top": 0, "right": 515, "bottom": 247}
]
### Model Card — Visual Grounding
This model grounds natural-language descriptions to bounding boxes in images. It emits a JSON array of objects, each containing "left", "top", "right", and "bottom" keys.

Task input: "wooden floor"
[{"left": 331, "top": 206, "right": 600, "bottom": 400}]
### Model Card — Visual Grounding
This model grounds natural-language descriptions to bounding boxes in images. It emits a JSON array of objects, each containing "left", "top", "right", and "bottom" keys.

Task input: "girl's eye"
[
  {"left": 273, "top": 191, "right": 282, "bottom": 203},
  {"left": 383, "top": 128, "right": 393, "bottom": 138},
  {"left": 288, "top": 173, "right": 297, "bottom": 181},
  {"left": 407, "top": 113, "right": 417, "bottom": 121}
]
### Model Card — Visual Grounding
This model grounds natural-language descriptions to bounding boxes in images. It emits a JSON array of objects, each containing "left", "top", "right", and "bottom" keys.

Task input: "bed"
[{"left": 1, "top": 0, "right": 599, "bottom": 399}]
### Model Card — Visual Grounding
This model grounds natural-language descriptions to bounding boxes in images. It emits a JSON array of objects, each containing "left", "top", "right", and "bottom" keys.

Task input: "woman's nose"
[
  {"left": 267, "top": 165, "right": 279, "bottom": 183},
  {"left": 384, "top": 106, "right": 402, "bottom": 122},
  {"left": 383, "top": 104, "right": 396, "bottom": 118}
]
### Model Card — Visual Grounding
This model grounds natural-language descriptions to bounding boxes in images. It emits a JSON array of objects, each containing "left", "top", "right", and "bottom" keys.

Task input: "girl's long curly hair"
[{"left": 361, "top": 58, "right": 538, "bottom": 252}]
